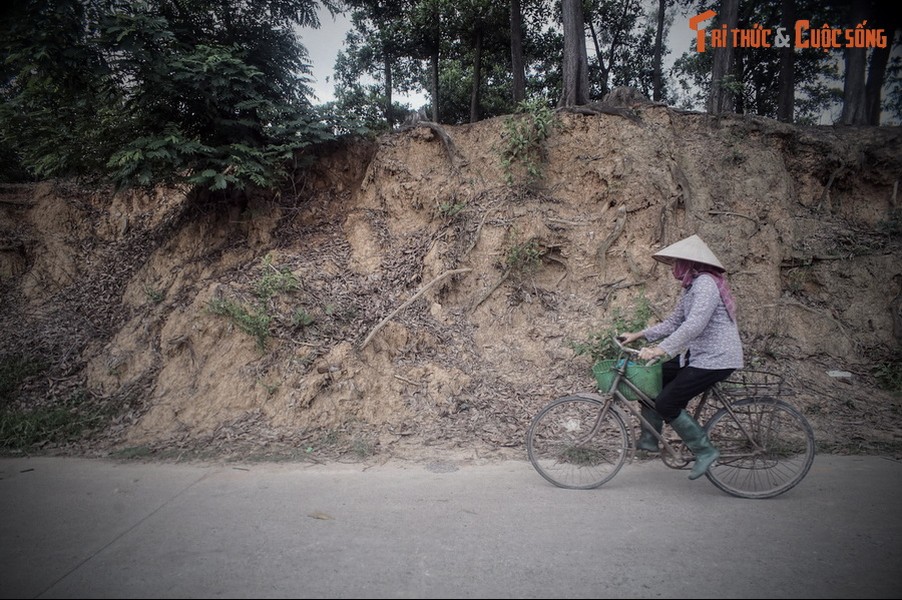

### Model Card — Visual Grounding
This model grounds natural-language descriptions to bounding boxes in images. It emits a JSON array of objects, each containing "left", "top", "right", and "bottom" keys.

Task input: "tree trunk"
[
  {"left": 383, "top": 48, "right": 394, "bottom": 127},
  {"left": 707, "top": 0, "right": 739, "bottom": 115},
  {"left": 840, "top": 0, "right": 871, "bottom": 125},
  {"left": 470, "top": 28, "right": 483, "bottom": 123},
  {"left": 588, "top": 21, "right": 610, "bottom": 96},
  {"left": 652, "top": 0, "right": 666, "bottom": 102},
  {"left": 865, "top": 41, "right": 891, "bottom": 125},
  {"left": 840, "top": 46, "right": 868, "bottom": 125},
  {"left": 560, "top": 0, "right": 589, "bottom": 107},
  {"left": 776, "top": 0, "right": 795, "bottom": 123},
  {"left": 510, "top": 0, "right": 526, "bottom": 104},
  {"left": 431, "top": 5, "right": 440, "bottom": 123},
  {"left": 864, "top": 2, "right": 899, "bottom": 125},
  {"left": 431, "top": 52, "right": 440, "bottom": 122}
]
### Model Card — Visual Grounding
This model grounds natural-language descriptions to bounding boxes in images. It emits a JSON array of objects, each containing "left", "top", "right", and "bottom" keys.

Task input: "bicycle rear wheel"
[
  {"left": 526, "top": 394, "right": 629, "bottom": 490},
  {"left": 704, "top": 397, "right": 815, "bottom": 499}
]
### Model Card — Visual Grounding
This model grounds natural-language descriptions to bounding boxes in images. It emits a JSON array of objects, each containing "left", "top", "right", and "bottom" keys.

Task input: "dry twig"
[{"left": 360, "top": 268, "right": 471, "bottom": 350}]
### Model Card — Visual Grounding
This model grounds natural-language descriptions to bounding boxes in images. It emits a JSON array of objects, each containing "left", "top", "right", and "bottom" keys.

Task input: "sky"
[
  {"left": 297, "top": 5, "right": 695, "bottom": 109},
  {"left": 297, "top": 9, "right": 432, "bottom": 107},
  {"left": 296, "top": 10, "right": 353, "bottom": 105}
]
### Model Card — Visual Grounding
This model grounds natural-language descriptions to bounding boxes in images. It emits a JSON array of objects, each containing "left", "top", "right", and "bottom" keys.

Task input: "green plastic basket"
[{"left": 593, "top": 359, "right": 663, "bottom": 401}]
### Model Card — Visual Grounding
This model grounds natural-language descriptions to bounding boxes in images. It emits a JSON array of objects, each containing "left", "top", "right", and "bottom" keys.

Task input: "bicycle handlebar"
[
  {"left": 613, "top": 335, "right": 640, "bottom": 355},
  {"left": 614, "top": 335, "right": 662, "bottom": 366}
]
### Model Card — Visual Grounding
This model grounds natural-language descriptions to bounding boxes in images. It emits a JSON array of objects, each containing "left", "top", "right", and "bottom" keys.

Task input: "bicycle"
[{"left": 526, "top": 337, "right": 816, "bottom": 499}]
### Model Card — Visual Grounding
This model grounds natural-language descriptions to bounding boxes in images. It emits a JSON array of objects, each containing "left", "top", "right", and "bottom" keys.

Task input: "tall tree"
[
  {"left": 560, "top": 0, "right": 590, "bottom": 106},
  {"left": 839, "top": 0, "right": 871, "bottom": 125},
  {"left": 342, "top": 0, "right": 410, "bottom": 127},
  {"left": 707, "top": 0, "right": 739, "bottom": 115},
  {"left": 776, "top": 0, "right": 795, "bottom": 122},
  {"left": 415, "top": 0, "right": 443, "bottom": 121},
  {"left": 585, "top": 0, "right": 645, "bottom": 97},
  {"left": 510, "top": 0, "right": 527, "bottom": 104},
  {"left": 651, "top": 0, "right": 670, "bottom": 101},
  {"left": 863, "top": 1, "right": 901, "bottom": 125}
]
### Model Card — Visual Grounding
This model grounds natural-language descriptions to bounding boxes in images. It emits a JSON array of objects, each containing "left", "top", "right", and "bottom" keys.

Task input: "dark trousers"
[{"left": 655, "top": 355, "right": 734, "bottom": 422}]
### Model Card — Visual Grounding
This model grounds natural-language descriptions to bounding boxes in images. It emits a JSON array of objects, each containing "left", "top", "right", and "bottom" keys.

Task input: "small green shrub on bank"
[
  {"left": 499, "top": 98, "right": 557, "bottom": 188},
  {"left": 208, "top": 298, "right": 272, "bottom": 350}
]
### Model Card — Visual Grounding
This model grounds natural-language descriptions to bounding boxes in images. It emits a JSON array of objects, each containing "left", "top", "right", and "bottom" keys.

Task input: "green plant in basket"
[
  {"left": 570, "top": 293, "right": 652, "bottom": 362},
  {"left": 569, "top": 293, "right": 661, "bottom": 399}
]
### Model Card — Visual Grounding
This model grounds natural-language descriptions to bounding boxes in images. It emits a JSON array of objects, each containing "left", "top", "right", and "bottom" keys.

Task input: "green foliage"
[
  {"left": 254, "top": 257, "right": 300, "bottom": 300},
  {"left": 435, "top": 200, "right": 466, "bottom": 220},
  {"left": 208, "top": 298, "right": 272, "bottom": 350},
  {"left": 873, "top": 357, "right": 902, "bottom": 393},
  {"left": 668, "top": 0, "right": 847, "bottom": 122},
  {"left": 499, "top": 98, "right": 557, "bottom": 188},
  {"left": 292, "top": 308, "right": 315, "bottom": 327},
  {"left": 570, "top": 293, "right": 652, "bottom": 363},
  {"left": 877, "top": 208, "right": 902, "bottom": 237},
  {"left": 144, "top": 284, "right": 165, "bottom": 304},
  {"left": 0, "top": 355, "right": 45, "bottom": 407},
  {"left": 0, "top": 390, "right": 109, "bottom": 451},
  {"left": 207, "top": 256, "right": 307, "bottom": 349},
  {"left": 0, "top": 0, "right": 336, "bottom": 190},
  {"left": 504, "top": 233, "right": 543, "bottom": 276}
]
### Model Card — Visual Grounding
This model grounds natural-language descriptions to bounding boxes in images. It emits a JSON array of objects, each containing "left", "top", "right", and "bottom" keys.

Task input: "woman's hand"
[
  {"left": 617, "top": 331, "right": 644, "bottom": 345},
  {"left": 638, "top": 346, "right": 667, "bottom": 361}
]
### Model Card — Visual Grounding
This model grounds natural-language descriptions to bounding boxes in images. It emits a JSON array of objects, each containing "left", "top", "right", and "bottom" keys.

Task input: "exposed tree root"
[{"left": 470, "top": 269, "right": 510, "bottom": 314}]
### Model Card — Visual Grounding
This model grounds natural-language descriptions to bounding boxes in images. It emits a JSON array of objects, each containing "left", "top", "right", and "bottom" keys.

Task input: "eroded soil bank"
[{"left": 1, "top": 107, "right": 900, "bottom": 461}]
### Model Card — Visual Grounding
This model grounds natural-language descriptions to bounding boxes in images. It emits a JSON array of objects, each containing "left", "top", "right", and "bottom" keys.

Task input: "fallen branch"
[
  {"left": 393, "top": 374, "right": 422, "bottom": 387},
  {"left": 360, "top": 268, "right": 471, "bottom": 350},
  {"left": 599, "top": 279, "right": 644, "bottom": 308},
  {"left": 596, "top": 205, "right": 626, "bottom": 273},
  {"left": 545, "top": 253, "right": 569, "bottom": 286},
  {"left": 558, "top": 104, "right": 642, "bottom": 124},
  {"left": 471, "top": 268, "right": 510, "bottom": 313},
  {"left": 462, "top": 208, "right": 494, "bottom": 259}
]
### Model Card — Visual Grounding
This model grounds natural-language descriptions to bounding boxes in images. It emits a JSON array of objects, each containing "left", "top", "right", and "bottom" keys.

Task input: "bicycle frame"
[{"left": 593, "top": 345, "right": 766, "bottom": 465}]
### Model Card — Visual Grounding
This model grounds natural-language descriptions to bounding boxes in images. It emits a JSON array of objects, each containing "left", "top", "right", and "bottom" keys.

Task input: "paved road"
[{"left": 1, "top": 454, "right": 901, "bottom": 599}]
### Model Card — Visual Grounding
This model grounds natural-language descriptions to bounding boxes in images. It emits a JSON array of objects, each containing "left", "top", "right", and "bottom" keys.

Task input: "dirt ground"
[{"left": 1, "top": 105, "right": 901, "bottom": 462}]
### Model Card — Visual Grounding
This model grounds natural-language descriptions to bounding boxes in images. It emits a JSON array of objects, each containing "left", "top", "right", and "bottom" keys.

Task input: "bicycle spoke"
[
  {"left": 527, "top": 395, "right": 629, "bottom": 490},
  {"left": 704, "top": 398, "right": 815, "bottom": 499}
]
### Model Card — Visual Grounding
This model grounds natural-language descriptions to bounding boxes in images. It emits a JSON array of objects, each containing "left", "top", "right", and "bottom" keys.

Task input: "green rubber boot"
[
  {"left": 636, "top": 407, "right": 664, "bottom": 452},
  {"left": 669, "top": 409, "right": 720, "bottom": 480}
]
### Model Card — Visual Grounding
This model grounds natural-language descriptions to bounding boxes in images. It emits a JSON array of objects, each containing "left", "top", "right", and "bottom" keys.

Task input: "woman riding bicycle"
[{"left": 619, "top": 234, "right": 744, "bottom": 480}]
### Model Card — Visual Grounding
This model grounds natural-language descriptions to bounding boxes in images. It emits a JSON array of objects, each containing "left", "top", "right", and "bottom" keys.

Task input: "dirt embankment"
[{"left": 1, "top": 106, "right": 900, "bottom": 461}]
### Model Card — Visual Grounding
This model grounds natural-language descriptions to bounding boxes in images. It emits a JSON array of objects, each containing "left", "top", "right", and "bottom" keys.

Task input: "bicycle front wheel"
[
  {"left": 704, "top": 397, "right": 815, "bottom": 499},
  {"left": 526, "top": 394, "right": 629, "bottom": 490}
]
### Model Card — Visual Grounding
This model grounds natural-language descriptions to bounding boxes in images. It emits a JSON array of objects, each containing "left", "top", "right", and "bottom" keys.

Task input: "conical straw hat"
[{"left": 652, "top": 234, "right": 725, "bottom": 271}]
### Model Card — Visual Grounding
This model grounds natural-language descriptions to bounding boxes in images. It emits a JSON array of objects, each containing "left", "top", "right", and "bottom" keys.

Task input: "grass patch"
[
  {"left": 873, "top": 357, "right": 902, "bottom": 394},
  {"left": 0, "top": 391, "right": 111, "bottom": 452},
  {"left": 0, "top": 354, "right": 46, "bottom": 407}
]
